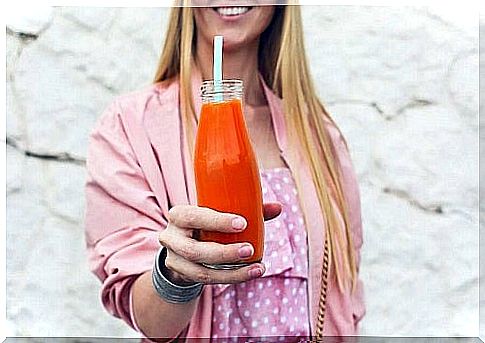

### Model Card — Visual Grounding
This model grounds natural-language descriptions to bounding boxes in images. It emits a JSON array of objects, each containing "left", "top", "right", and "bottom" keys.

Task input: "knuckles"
[
  {"left": 168, "top": 205, "right": 201, "bottom": 228},
  {"left": 167, "top": 206, "right": 182, "bottom": 223},
  {"left": 185, "top": 211, "right": 199, "bottom": 227},
  {"left": 158, "top": 230, "right": 169, "bottom": 245}
]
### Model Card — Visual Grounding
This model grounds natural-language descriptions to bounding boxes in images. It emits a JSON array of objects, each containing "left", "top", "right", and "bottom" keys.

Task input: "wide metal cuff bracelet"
[{"left": 152, "top": 247, "right": 203, "bottom": 304}]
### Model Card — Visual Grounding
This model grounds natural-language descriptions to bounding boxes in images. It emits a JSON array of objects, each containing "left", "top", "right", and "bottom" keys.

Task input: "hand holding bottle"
[{"left": 158, "top": 203, "right": 281, "bottom": 285}]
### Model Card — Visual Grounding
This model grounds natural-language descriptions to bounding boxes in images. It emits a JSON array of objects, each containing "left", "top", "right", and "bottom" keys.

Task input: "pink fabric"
[
  {"left": 84, "top": 71, "right": 366, "bottom": 340},
  {"left": 211, "top": 168, "right": 311, "bottom": 339}
]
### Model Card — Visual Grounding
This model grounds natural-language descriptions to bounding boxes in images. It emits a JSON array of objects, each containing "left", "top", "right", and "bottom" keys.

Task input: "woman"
[{"left": 85, "top": 3, "right": 365, "bottom": 342}]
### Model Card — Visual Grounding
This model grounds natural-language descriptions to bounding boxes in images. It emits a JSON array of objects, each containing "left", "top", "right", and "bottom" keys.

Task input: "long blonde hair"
[{"left": 154, "top": 4, "right": 357, "bottom": 293}]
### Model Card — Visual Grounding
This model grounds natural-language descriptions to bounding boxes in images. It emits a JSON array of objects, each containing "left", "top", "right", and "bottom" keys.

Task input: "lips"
[{"left": 214, "top": 6, "right": 252, "bottom": 17}]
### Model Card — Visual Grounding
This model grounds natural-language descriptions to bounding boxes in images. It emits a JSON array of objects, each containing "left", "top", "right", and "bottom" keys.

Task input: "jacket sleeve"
[
  {"left": 326, "top": 119, "right": 366, "bottom": 330},
  {"left": 84, "top": 99, "right": 167, "bottom": 331}
]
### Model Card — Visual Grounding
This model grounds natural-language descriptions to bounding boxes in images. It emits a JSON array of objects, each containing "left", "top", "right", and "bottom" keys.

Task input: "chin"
[
  {"left": 194, "top": 5, "right": 275, "bottom": 51},
  {"left": 217, "top": 33, "right": 255, "bottom": 51}
]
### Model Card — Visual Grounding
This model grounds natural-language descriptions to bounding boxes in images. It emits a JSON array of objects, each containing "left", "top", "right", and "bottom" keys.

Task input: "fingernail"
[
  {"left": 248, "top": 267, "right": 263, "bottom": 278},
  {"left": 232, "top": 217, "right": 246, "bottom": 230},
  {"left": 238, "top": 244, "right": 254, "bottom": 258}
]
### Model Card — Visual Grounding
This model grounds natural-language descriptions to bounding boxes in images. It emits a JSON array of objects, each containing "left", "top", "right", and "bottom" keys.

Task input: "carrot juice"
[{"left": 194, "top": 80, "right": 264, "bottom": 269}]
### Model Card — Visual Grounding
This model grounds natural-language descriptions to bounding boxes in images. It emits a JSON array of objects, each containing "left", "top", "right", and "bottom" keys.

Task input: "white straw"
[{"left": 213, "top": 35, "right": 223, "bottom": 102}]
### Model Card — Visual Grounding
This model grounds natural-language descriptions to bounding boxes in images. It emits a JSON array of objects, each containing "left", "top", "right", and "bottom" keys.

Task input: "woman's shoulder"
[
  {"left": 109, "top": 79, "right": 178, "bottom": 116},
  {"left": 94, "top": 79, "right": 180, "bottom": 132}
]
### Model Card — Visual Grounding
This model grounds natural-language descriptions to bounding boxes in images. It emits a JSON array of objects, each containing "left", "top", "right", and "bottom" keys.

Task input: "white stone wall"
[
  {"left": 6, "top": 6, "right": 479, "bottom": 339},
  {"left": 479, "top": 18, "right": 485, "bottom": 342}
]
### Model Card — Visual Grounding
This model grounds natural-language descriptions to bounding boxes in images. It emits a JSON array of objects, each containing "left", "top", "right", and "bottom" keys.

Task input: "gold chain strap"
[{"left": 315, "top": 236, "right": 330, "bottom": 341}]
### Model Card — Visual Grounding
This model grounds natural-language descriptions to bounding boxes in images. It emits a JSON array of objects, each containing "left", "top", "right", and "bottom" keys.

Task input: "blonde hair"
[{"left": 154, "top": 4, "right": 357, "bottom": 293}]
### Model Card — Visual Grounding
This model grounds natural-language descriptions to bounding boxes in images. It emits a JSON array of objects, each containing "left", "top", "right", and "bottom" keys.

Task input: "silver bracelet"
[{"left": 152, "top": 247, "right": 203, "bottom": 304}]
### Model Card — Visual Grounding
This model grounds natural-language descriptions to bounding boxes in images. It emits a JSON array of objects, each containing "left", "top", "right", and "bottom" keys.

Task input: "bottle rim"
[
  {"left": 201, "top": 79, "right": 243, "bottom": 87},
  {"left": 200, "top": 79, "right": 244, "bottom": 103}
]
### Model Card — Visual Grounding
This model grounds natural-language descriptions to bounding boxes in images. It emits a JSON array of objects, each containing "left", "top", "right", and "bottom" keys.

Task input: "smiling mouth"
[{"left": 213, "top": 6, "right": 253, "bottom": 17}]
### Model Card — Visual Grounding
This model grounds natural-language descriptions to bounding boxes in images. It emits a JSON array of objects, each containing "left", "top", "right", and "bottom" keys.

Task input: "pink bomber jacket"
[{"left": 84, "top": 71, "right": 366, "bottom": 340}]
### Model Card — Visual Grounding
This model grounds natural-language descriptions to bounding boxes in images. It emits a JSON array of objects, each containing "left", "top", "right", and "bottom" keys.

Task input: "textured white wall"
[
  {"left": 480, "top": 19, "right": 485, "bottom": 342},
  {"left": 6, "top": 6, "right": 479, "bottom": 339}
]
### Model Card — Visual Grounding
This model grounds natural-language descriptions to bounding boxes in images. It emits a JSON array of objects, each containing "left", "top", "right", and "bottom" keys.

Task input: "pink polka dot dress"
[{"left": 211, "top": 167, "right": 310, "bottom": 339}]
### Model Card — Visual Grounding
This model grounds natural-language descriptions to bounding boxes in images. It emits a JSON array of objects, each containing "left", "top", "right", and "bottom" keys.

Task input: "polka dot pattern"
[{"left": 211, "top": 167, "right": 311, "bottom": 338}]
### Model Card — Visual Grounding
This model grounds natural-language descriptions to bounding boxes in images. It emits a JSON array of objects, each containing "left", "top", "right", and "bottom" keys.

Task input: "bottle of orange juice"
[{"left": 194, "top": 79, "right": 264, "bottom": 269}]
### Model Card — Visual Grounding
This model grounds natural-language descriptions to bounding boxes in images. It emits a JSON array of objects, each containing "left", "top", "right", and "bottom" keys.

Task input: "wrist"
[{"left": 152, "top": 247, "right": 203, "bottom": 304}]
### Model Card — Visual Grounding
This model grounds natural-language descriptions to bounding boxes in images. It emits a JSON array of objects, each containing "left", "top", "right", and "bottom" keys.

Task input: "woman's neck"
[{"left": 194, "top": 37, "right": 267, "bottom": 107}]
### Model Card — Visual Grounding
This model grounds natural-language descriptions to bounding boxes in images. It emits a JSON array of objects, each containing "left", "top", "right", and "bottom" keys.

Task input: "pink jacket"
[{"left": 85, "top": 71, "right": 365, "bottom": 339}]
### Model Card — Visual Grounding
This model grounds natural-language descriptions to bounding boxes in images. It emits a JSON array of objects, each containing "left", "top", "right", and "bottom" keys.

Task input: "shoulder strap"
[{"left": 315, "top": 236, "right": 330, "bottom": 339}]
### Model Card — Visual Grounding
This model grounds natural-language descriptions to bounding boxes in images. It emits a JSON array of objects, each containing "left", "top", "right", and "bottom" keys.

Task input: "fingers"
[
  {"left": 263, "top": 202, "right": 282, "bottom": 221},
  {"left": 159, "top": 230, "right": 255, "bottom": 265},
  {"left": 168, "top": 205, "right": 247, "bottom": 233},
  {"left": 168, "top": 203, "right": 283, "bottom": 232},
  {"left": 165, "top": 251, "right": 266, "bottom": 284},
  {"left": 161, "top": 203, "right": 281, "bottom": 285}
]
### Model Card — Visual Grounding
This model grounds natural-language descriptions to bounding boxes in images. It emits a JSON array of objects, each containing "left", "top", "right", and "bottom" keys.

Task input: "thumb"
[{"left": 263, "top": 202, "right": 282, "bottom": 221}]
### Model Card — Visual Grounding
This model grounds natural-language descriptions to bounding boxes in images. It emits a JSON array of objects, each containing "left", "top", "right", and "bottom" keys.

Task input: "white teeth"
[{"left": 216, "top": 7, "right": 249, "bottom": 16}]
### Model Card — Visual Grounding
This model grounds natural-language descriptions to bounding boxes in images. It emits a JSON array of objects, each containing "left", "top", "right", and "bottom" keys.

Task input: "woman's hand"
[{"left": 158, "top": 203, "right": 282, "bottom": 285}]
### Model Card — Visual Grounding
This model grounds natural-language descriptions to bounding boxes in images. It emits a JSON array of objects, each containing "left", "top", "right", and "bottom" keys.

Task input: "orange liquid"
[{"left": 194, "top": 99, "right": 264, "bottom": 265}]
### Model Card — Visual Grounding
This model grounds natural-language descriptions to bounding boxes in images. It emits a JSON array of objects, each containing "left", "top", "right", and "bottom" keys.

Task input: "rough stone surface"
[
  {"left": 6, "top": 6, "right": 478, "bottom": 338},
  {"left": 6, "top": 155, "right": 138, "bottom": 338},
  {"left": 12, "top": 7, "right": 166, "bottom": 159},
  {"left": 7, "top": 6, "right": 54, "bottom": 36},
  {"left": 478, "top": 20, "right": 484, "bottom": 341}
]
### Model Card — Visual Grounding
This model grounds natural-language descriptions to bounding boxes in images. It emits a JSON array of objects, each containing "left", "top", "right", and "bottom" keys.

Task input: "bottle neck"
[{"left": 201, "top": 80, "right": 243, "bottom": 104}]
